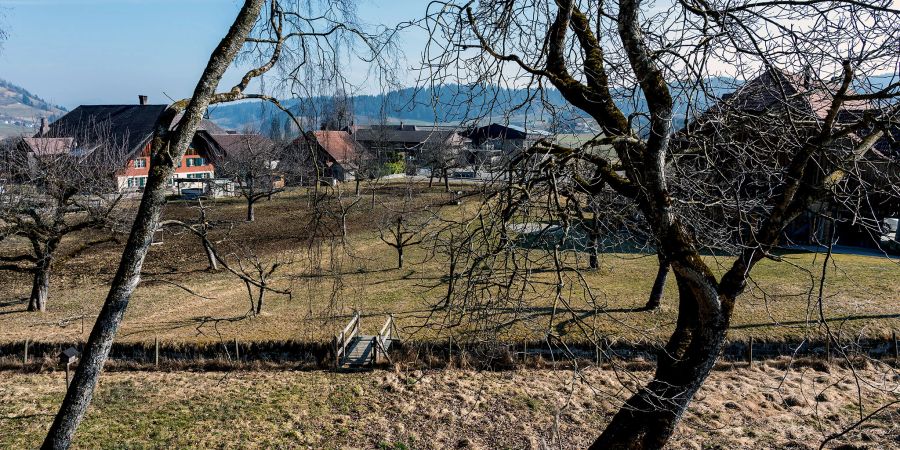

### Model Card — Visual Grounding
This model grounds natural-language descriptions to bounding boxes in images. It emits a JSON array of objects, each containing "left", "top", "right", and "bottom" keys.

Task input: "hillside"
[{"left": 0, "top": 78, "right": 67, "bottom": 137}]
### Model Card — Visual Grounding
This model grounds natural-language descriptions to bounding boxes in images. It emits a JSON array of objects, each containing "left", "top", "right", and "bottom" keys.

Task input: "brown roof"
[
  {"left": 207, "top": 133, "right": 274, "bottom": 161},
  {"left": 21, "top": 137, "right": 76, "bottom": 157},
  {"left": 311, "top": 130, "right": 362, "bottom": 164},
  {"left": 716, "top": 68, "right": 871, "bottom": 121}
]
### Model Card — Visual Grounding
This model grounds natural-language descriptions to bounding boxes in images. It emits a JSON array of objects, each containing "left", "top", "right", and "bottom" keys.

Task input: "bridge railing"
[
  {"left": 334, "top": 311, "right": 360, "bottom": 367},
  {"left": 373, "top": 314, "right": 399, "bottom": 365}
]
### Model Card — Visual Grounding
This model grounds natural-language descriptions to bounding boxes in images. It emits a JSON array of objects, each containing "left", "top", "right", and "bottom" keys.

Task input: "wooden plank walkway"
[
  {"left": 344, "top": 336, "right": 376, "bottom": 367},
  {"left": 334, "top": 313, "right": 399, "bottom": 368}
]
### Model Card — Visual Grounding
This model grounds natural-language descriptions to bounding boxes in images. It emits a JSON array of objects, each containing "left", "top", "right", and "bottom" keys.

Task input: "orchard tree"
[
  {"left": 215, "top": 132, "right": 283, "bottom": 221},
  {"left": 0, "top": 123, "right": 126, "bottom": 312},
  {"left": 42, "top": 1, "right": 397, "bottom": 448},
  {"left": 426, "top": 0, "right": 900, "bottom": 447}
]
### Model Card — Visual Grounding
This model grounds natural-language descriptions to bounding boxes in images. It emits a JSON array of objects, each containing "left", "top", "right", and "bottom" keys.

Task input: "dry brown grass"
[
  {"left": 1, "top": 363, "right": 897, "bottom": 449},
  {"left": 0, "top": 184, "right": 897, "bottom": 346}
]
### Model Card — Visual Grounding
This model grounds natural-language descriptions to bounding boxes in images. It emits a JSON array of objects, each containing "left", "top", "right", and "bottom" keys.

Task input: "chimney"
[
  {"left": 138, "top": 95, "right": 148, "bottom": 106},
  {"left": 40, "top": 117, "right": 49, "bottom": 135}
]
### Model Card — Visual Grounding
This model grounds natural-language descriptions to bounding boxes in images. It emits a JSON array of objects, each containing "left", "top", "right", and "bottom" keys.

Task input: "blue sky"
[{"left": 0, "top": 0, "right": 429, "bottom": 108}]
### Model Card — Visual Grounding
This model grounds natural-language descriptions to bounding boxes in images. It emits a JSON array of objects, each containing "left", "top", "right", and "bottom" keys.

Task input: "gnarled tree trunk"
[
  {"left": 27, "top": 239, "right": 58, "bottom": 313},
  {"left": 591, "top": 265, "right": 730, "bottom": 448},
  {"left": 203, "top": 239, "right": 218, "bottom": 271},
  {"left": 28, "top": 263, "right": 51, "bottom": 312}
]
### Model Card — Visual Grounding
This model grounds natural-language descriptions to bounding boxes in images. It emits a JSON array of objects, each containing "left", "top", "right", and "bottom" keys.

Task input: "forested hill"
[
  {"left": 207, "top": 85, "right": 582, "bottom": 132},
  {"left": 207, "top": 81, "right": 739, "bottom": 135},
  {"left": 0, "top": 79, "right": 67, "bottom": 137}
]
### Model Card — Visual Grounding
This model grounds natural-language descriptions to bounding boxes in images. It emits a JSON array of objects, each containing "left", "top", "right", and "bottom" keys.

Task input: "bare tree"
[
  {"left": 378, "top": 199, "right": 432, "bottom": 269},
  {"left": 214, "top": 132, "right": 284, "bottom": 221},
  {"left": 0, "top": 122, "right": 127, "bottom": 312},
  {"left": 420, "top": 136, "right": 465, "bottom": 192},
  {"left": 160, "top": 200, "right": 227, "bottom": 271},
  {"left": 426, "top": 0, "right": 900, "bottom": 447},
  {"left": 42, "top": 2, "right": 396, "bottom": 447}
]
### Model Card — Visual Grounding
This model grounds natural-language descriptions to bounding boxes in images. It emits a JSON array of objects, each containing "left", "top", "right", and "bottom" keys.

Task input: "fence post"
[
  {"left": 23, "top": 339, "right": 29, "bottom": 366},
  {"left": 234, "top": 338, "right": 240, "bottom": 362},
  {"left": 893, "top": 330, "right": 898, "bottom": 361},
  {"left": 602, "top": 338, "right": 609, "bottom": 365},
  {"left": 825, "top": 336, "right": 831, "bottom": 364},
  {"left": 154, "top": 336, "right": 159, "bottom": 368},
  {"left": 372, "top": 337, "right": 378, "bottom": 366},
  {"left": 748, "top": 337, "right": 754, "bottom": 367}
]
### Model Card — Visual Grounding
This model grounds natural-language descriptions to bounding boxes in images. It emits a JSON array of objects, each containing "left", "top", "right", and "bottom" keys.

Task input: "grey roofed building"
[
  {"left": 28, "top": 97, "right": 230, "bottom": 193},
  {"left": 38, "top": 104, "right": 169, "bottom": 156},
  {"left": 38, "top": 102, "right": 226, "bottom": 158},
  {"left": 351, "top": 127, "right": 466, "bottom": 149},
  {"left": 206, "top": 133, "right": 275, "bottom": 163}
]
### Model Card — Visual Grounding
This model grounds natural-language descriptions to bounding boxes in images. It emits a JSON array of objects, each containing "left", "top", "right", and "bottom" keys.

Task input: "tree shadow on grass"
[
  {"left": 731, "top": 313, "right": 900, "bottom": 330},
  {"left": 0, "top": 298, "right": 28, "bottom": 315}
]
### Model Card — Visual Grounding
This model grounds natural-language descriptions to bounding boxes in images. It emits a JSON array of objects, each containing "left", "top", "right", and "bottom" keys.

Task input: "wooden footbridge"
[{"left": 333, "top": 312, "right": 399, "bottom": 368}]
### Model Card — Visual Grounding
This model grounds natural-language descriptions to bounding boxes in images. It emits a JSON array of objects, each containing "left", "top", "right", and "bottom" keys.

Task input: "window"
[
  {"left": 138, "top": 177, "right": 146, "bottom": 187},
  {"left": 186, "top": 158, "right": 194, "bottom": 167},
  {"left": 127, "top": 178, "right": 134, "bottom": 188},
  {"left": 134, "top": 158, "right": 147, "bottom": 168},
  {"left": 195, "top": 157, "right": 205, "bottom": 166}
]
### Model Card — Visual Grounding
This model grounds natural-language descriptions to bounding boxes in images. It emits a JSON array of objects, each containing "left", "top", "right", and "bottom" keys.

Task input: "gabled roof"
[
  {"left": 682, "top": 68, "right": 898, "bottom": 159},
  {"left": 468, "top": 123, "right": 547, "bottom": 145},
  {"left": 310, "top": 130, "right": 363, "bottom": 164},
  {"left": 351, "top": 127, "right": 463, "bottom": 147},
  {"left": 41, "top": 104, "right": 226, "bottom": 159},
  {"left": 207, "top": 133, "right": 275, "bottom": 162},
  {"left": 40, "top": 105, "right": 168, "bottom": 156},
  {"left": 701, "top": 68, "right": 871, "bottom": 122},
  {"left": 20, "top": 137, "right": 76, "bottom": 157}
]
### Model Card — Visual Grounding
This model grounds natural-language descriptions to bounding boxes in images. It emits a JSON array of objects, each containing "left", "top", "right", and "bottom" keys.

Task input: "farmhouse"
[
  {"left": 31, "top": 96, "right": 226, "bottom": 193},
  {"left": 466, "top": 123, "right": 550, "bottom": 166},
  {"left": 349, "top": 124, "right": 469, "bottom": 171},
  {"left": 679, "top": 68, "right": 900, "bottom": 249},
  {"left": 288, "top": 130, "right": 366, "bottom": 182},
  {"left": 207, "top": 132, "right": 284, "bottom": 191}
]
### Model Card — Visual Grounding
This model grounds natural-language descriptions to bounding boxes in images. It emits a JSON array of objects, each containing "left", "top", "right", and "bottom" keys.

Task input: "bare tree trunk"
[
  {"left": 255, "top": 286, "right": 265, "bottom": 315},
  {"left": 246, "top": 199, "right": 256, "bottom": 222},
  {"left": 41, "top": 3, "right": 264, "bottom": 448},
  {"left": 203, "top": 239, "right": 218, "bottom": 271},
  {"left": 27, "top": 241, "right": 57, "bottom": 312},
  {"left": 355, "top": 178, "right": 361, "bottom": 196},
  {"left": 397, "top": 246, "right": 403, "bottom": 269},
  {"left": 591, "top": 268, "right": 729, "bottom": 448},
  {"left": 643, "top": 255, "right": 669, "bottom": 310},
  {"left": 28, "top": 263, "right": 51, "bottom": 312},
  {"left": 588, "top": 232, "right": 599, "bottom": 270},
  {"left": 443, "top": 168, "right": 450, "bottom": 192}
]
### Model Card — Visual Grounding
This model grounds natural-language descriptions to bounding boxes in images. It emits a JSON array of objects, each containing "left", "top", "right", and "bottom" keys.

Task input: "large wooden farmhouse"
[{"left": 27, "top": 96, "right": 225, "bottom": 193}]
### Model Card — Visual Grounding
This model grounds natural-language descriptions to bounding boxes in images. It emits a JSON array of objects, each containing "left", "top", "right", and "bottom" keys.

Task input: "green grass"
[{"left": 0, "top": 185, "right": 896, "bottom": 346}]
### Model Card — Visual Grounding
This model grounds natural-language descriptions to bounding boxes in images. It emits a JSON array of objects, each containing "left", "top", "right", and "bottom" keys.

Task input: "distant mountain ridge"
[
  {"left": 0, "top": 78, "right": 67, "bottom": 137},
  {"left": 207, "top": 74, "right": 896, "bottom": 135},
  {"left": 206, "top": 82, "right": 739, "bottom": 135}
]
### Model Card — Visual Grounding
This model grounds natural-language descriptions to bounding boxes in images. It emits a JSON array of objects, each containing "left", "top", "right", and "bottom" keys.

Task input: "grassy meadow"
[{"left": 0, "top": 184, "right": 896, "bottom": 346}]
